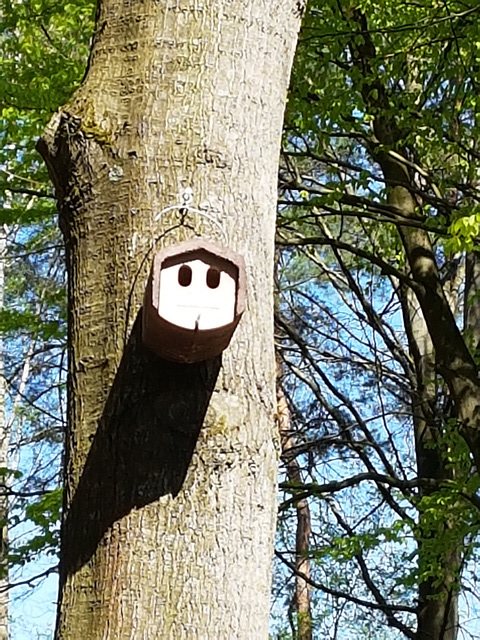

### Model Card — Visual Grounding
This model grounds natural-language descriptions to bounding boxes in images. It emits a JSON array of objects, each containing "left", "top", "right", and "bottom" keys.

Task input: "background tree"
[{"left": 274, "top": 1, "right": 480, "bottom": 638}]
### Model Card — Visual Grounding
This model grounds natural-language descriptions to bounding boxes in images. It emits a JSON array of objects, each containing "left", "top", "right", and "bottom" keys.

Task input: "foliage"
[
  {"left": 9, "top": 489, "right": 62, "bottom": 567},
  {"left": 0, "top": 0, "right": 94, "bottom": 628}
]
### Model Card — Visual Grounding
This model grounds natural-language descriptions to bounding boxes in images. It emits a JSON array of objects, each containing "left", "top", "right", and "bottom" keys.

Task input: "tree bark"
[{"left": 37, "top": 2, "right": 302, "bottom": 638}]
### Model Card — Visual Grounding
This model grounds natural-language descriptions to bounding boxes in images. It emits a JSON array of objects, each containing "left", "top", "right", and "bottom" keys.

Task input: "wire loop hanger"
[{"left": 154, "top": 187, "right": 227, "bottom": 244}]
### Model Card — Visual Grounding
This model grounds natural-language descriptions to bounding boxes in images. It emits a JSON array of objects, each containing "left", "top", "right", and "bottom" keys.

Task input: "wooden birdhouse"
[{"left": 142, "top": 239, "right": 246, "bottom": 363}]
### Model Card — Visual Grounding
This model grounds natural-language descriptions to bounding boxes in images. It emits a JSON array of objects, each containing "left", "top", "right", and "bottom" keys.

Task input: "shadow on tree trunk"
[{"left": 60, "top": 311, "right": 220, "bottom": 579}]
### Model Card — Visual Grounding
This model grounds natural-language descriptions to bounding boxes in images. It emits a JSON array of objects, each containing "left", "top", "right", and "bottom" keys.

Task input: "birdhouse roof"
[{"left": 155, "top": 238, "right": 242, "bottom": 267}]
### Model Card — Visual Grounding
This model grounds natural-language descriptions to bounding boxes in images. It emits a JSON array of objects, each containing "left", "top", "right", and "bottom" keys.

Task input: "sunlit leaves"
[
  {"left": 0, "top": 0, "right": 95, "bottom": 192},
  {"left": 446, "top": 207, "right": 480, "bottom": 254},
  {"left": 286, "top": 0, "right": 480, "bottom": 250}
]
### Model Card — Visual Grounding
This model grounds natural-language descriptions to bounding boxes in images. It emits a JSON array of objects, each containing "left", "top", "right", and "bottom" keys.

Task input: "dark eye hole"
[
  {"left": 178, "top": 265, "right": 192, "bottom": 287},
  {"left": 206, "top": 267, "right": 220, "bottom": 289}
]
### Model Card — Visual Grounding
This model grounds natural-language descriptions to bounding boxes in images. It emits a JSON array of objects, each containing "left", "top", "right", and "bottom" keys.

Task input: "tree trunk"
[
  {"left": 37, "top": 2, "right": 302, "bottom": 638},
  {"left": 342, "top": 10, "right": 465, "bottom": 638},
  {"left": 389, "top": 173, "right": 480, "bottom": 471},
  {"left": 401, "top": 287, "right": 459, "bottom": 640},
  {"left": 0, "top": 226, "right": 8, "bottom": 640},
  {"left": 464, "top": 253, "right": 480, "bottom": 354},
  {"left": 277, "top": 377, "right": 312, "bottom": 640}
]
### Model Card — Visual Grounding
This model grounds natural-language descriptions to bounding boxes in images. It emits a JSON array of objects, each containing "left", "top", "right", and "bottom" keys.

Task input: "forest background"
[{"left": 2, "top": 0, "right": 480, "bottom": 639}]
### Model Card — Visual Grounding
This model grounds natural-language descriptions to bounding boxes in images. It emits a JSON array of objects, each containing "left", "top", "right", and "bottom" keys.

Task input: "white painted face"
[{"left": 158, "top": 257, "right": 236, "bottom": 330}]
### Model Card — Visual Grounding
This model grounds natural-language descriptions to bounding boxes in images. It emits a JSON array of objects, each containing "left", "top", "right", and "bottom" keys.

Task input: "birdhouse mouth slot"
[
  {"left": 178, "top": 264, "right": 193, "bottom": 287},
  {"left": 206, "top": 267, "right": 220, "bottom": 289}
]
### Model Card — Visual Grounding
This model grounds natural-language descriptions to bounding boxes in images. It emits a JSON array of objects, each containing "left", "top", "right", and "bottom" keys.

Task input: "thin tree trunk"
[
  {"left": 277, "top": 377, "right": 312, "bottom": 640},
  {"left": 38, "top": 2, "right": 302, "bottom": 638},
  {"left": 464, "top": 253, "right": 480, "bottom": 353},
  {"left": 0, "top": 226, "right": 8, "bottom": 640},
  {"left": 389, "top": 173, "right": 480, "bottom": 469}
]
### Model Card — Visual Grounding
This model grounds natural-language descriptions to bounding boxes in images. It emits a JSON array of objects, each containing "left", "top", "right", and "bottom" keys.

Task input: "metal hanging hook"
[{"left": 154, "top": 188, "right": 228, "bottom": 244}]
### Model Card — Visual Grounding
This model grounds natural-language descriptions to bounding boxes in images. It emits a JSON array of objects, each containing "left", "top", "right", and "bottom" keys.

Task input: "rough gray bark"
[{"left": 38, "top": 1, "right": 302, "bottom": 638}]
